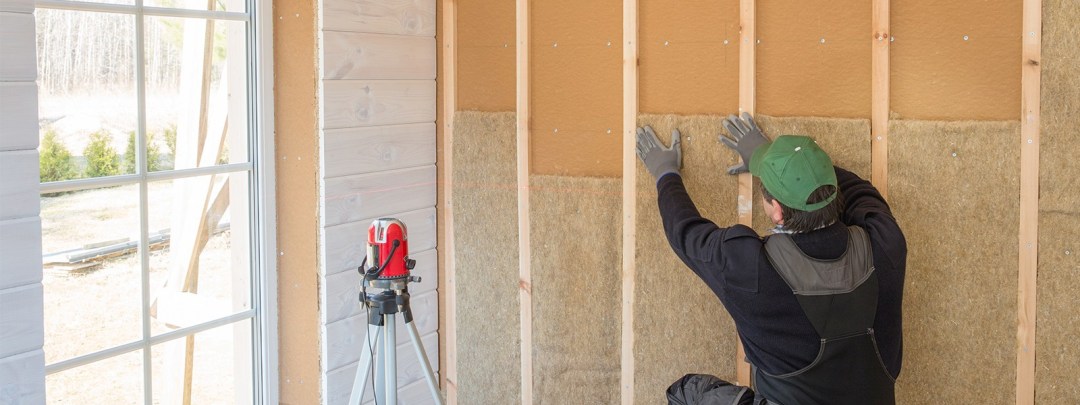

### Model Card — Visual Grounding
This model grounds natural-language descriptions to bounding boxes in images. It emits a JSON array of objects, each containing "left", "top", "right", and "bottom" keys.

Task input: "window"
[{"left": 35, "top": 0, "right": 275, "bottom": 403}]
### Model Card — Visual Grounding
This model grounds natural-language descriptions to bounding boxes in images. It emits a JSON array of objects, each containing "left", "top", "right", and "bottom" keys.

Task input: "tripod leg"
[
  {"left": 385, "top": 314, "right": 398, "bottom": 404},
  {"left": 375, "top": 323, "right": 386, "bottom": 404},
  {"left": 349, "top": 323, "right": 382, "bottom": 405},
  {"left": 406, "top": 319, "right": 445, "bottom": 405}
]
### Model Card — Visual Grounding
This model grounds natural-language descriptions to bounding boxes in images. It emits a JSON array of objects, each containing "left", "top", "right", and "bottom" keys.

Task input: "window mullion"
[{"left": 132, "top": 2, "right": 154, "bottom": 405}]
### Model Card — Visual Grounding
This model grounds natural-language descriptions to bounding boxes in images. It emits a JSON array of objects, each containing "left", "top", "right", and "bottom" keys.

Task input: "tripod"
[{"left": 348, "top": 276, "right": 444, "bottom": 405}]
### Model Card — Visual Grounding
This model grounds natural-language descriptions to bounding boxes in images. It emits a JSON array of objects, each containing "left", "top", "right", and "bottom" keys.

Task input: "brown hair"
[{"left": 761, "top": 183, "right": 845, "bottom": 233}]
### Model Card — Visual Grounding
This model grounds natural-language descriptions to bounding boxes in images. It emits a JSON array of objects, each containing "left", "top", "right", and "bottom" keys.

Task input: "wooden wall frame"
[
  {"left": 439, "top": 0, "right": 458, "bottom": 402},
  {"left": 621, "top": 0, "right": 638, "bottom": 403},
  {"left": 1016, "top": 0, "right": 1041, "bottom": 403},
  {"left": 735, "top": 0, "right": 756, "bottom": 387},
  {"left": 437, "top": 2, "right": 1047, "bottom": 403},
  {"left": 871, "top": 0, "right": 889, "bottom": 198},
  {"left": 515, "top": 0, "right": 534, "bottom": 403}
]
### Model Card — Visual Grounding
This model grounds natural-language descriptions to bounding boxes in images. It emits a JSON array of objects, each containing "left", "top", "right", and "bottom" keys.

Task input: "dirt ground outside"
[{"left": 41, "top": 182, "right": 248, "bottom": 404}]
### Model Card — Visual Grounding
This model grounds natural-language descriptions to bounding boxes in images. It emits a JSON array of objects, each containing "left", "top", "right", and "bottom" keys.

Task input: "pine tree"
[
  {"left": 39, "top": 129, "right": 78, "bottom": 182},
  {"left": 83, "top": 130, "right": 121, "bottom": 178},
  {"left": 123, "top": 131, "right": 162, "bottom": 174}
]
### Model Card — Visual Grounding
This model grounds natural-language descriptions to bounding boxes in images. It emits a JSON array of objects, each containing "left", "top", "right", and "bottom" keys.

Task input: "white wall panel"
[
  {"left": 0, "top": 284, "right": 43, "bottom": 359},
  {"left": 0, "top": 216, "right": 41, "bottom": 290},
  {"left": 325, "top": 248, "right": 436, "bottom": 324},
  {"left": 322, "top": 123, "right": 435, "bottom": 178},
  {"left": 325, "top": 333, "right": 440, "bottom": 405},
  {"left": 321, "top": 80, "right": 436, "bottom": 129},
  {"left": 0, "top": 82, "right": 38, "bottom": 151},
  {"left": 324, "top": 291, "right": 438, "bottom": 371},
  {"left": 323, "top": 165, "right": 436, "bottom": 227},
  {"left": 323, "top": 32, "right": 435, "bottom": 80},
  {"left": 0, "top": 349, "right": 45, "bottom": 404},
  {"left": 323, "top": 207, "right": 437, "bottom": 274},
  {"left": 322, "top": 0, "right": 435, "bottom": 36},
  {"left": 0, "top": 12, "right": 36, "bottom": 81},
  {"left": 0, "top": 150, "right": 40, "bottom": 220},
  {"left": 0, "top": 0, "right": 33, "bottom": 13}
]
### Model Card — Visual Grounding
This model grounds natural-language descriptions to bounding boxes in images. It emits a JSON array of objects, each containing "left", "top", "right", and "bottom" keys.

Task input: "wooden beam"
[
  {"left": 439, "top": 1, "right": 458, "bottom": 403},
  {"left": 735, "top": 0, "right": 755, "bottom": 387},
  {"left": 516, "top": 0, "right": 533, "bottom": 403},
  {"left": 871, "top": 0, "right": 889, "bottom": 198},
  {"left": 1016, "top": 0, "right": 1040, "bottom": 403},
  {"left": 621, "top": 0, "right": 638, "bottom": 404}
]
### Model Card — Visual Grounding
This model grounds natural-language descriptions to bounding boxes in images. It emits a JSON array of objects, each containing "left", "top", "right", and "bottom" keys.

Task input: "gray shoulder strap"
[{"left": 763, "top": 226, "right": 874, "bottom": 296}]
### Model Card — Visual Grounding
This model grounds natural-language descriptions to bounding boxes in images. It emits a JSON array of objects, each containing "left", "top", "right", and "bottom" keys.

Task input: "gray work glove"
[
  {"left": 635, "top": 125, "right": 682, "bottom": 181},
  {"left": 719, "top": 112, "right": 770, "bottom": 175}
]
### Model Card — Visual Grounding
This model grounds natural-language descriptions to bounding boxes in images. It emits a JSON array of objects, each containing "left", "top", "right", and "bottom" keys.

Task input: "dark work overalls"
[{"left": 752, "top": 226, "right": 896, "bottom": 405}]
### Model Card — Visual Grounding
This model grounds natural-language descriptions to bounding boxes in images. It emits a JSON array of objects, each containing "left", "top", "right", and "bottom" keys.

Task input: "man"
[{"left": 635, "top": 113, "right": 906, "bottom": 405}]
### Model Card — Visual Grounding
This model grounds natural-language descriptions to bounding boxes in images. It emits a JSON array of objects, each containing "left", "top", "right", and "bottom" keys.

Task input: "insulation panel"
[
  {"left": 1036, "top": 0, "right": 1080, "bottom": 401},
  {"left": 530, "top": 175, "right": 622, "bottom": 403},
  {"left": 889, "top": 120, "right": 1019, "bottom": 404},
  {"left": 450, "top": 111, "right": 522, "bottom": 404},
  {"left": 634, "top": 114, "right": 740, "bottom": 404}
]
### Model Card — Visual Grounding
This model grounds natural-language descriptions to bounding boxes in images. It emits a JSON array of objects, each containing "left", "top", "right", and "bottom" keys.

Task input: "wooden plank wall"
[
  {"left": 318, "top": 0, "right": 439, "bottom": 403},
  {"left": 0, "top": 0, "right": 45, "bottom": 402}
]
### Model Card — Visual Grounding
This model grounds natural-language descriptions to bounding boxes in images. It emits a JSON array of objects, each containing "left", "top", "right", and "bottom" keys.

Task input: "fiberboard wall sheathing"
[
  {"left": 891, "top": 0, "right": 1021, "bottom": 120},
  {"left": 530, "top": 175, "right": 622, "bottom": 403},
  {"left": 749, "top": 116, "right": 872, "bottom": 234},
  {"left": 634, "top": 114, "right": 740, "bottom": 404},
  {"left": 1036, "top": 0, "right": 1080, "bottom": 401},
  {"left": 451, "top": 111, "right": 521, "bottom": 404},
  {"left": 757, "top": 1, "right": 871, "bottom": 118},
  {"left": 530, "top": 0, "right": 622, "bottom": 177},
  {"left": 456, "top": 0, "right": 515, "bottom": 112},
  {"left": 638, "top": 0, "right": 740, "bottom": 115},
  {"left": 888, "top": 120, "right": 1020, "bottom": 404}
]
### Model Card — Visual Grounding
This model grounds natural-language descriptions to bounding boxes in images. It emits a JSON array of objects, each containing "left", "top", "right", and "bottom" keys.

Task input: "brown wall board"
[
  {"left": 749, "top": 116, "right": 872, "bottom": 234},
  {"left": 891, "top": 0, "right": 1021, "bottom": 120},
  {"left": 530, "top": 175, "right": 622, "bottom": 403},
  {"left": 1036, "top": 1, "right": 1080, "bottom": 401},
  {"left": 451, "top": 112, "right": 522, "bottom": 404},
  {"left": 638, "top": 0, "right": 740, "bottom": 115},
  {"left": 530, "top": 0, "right": 622, "bottom": 177},
  {"left": 634, "top": 114, "right": 739, "bottom": 405},
  {"left": 757, "top": 1, "right": 872, "bottom": 118},
  {"left": 273, "top": 1, "right": 321, "bottom": 403},
  {"left": 888, "top": 120, "right": 1019, "bottom": 404},
  {"left": 456, "top": 0, "right": 516, "bottom": 111}
]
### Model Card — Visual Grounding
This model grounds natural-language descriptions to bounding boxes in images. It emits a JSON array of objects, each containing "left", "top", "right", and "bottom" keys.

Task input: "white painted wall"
[
  {"left": 317, "top": 0, "right": 439, "bottom": 403},
  {"left": 0, "top": 0, "right": 46, "bottom": 402}
]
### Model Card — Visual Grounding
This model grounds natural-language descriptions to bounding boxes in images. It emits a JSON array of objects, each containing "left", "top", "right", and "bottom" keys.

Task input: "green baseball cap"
[{"left": 749, "top": 135, "right": 837, "bottom": 211}]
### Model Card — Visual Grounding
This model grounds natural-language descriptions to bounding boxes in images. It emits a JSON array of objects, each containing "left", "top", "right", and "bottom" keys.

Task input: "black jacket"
[{"left": 656, "top": 166, "right": 906, "bottom": 378}]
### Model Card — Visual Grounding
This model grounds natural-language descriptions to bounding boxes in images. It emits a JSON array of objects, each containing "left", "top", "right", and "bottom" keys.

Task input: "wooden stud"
[
  {"left": 516, "top": 0, "right": 533, "bottom": 403},
  {"left": 1016, "top": 0, "right": 1040, "bottom": 403},
  {"left": 735, "top": 0, "right": 755, "bottom": 387},
  {"left": 439, "top": 0, "right": 458, "bottom": 402},
  {"left": 621, "top": 0, "right": 638, "bottom": 404},
  {"left": 871, "top": 0, "right": 889, "bottom": 198}
]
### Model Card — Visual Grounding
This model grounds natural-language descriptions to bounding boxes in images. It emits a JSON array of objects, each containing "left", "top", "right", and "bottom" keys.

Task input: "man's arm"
[
  {"left": 656, "top": 173, "right": 756, "bottom": 289},
  {"left": 835, "top": 166, "right": 907, "bottom": 266}
]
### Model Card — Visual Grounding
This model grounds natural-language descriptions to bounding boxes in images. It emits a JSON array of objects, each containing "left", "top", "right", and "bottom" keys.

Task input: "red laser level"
[{"left": 364, "top": 218, "right": 414, "bottom": 280}]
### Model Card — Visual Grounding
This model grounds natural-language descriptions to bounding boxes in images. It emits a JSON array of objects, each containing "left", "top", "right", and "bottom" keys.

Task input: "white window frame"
[{"left": 34, "top": 0, "right": 277, "bottom": 403}]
